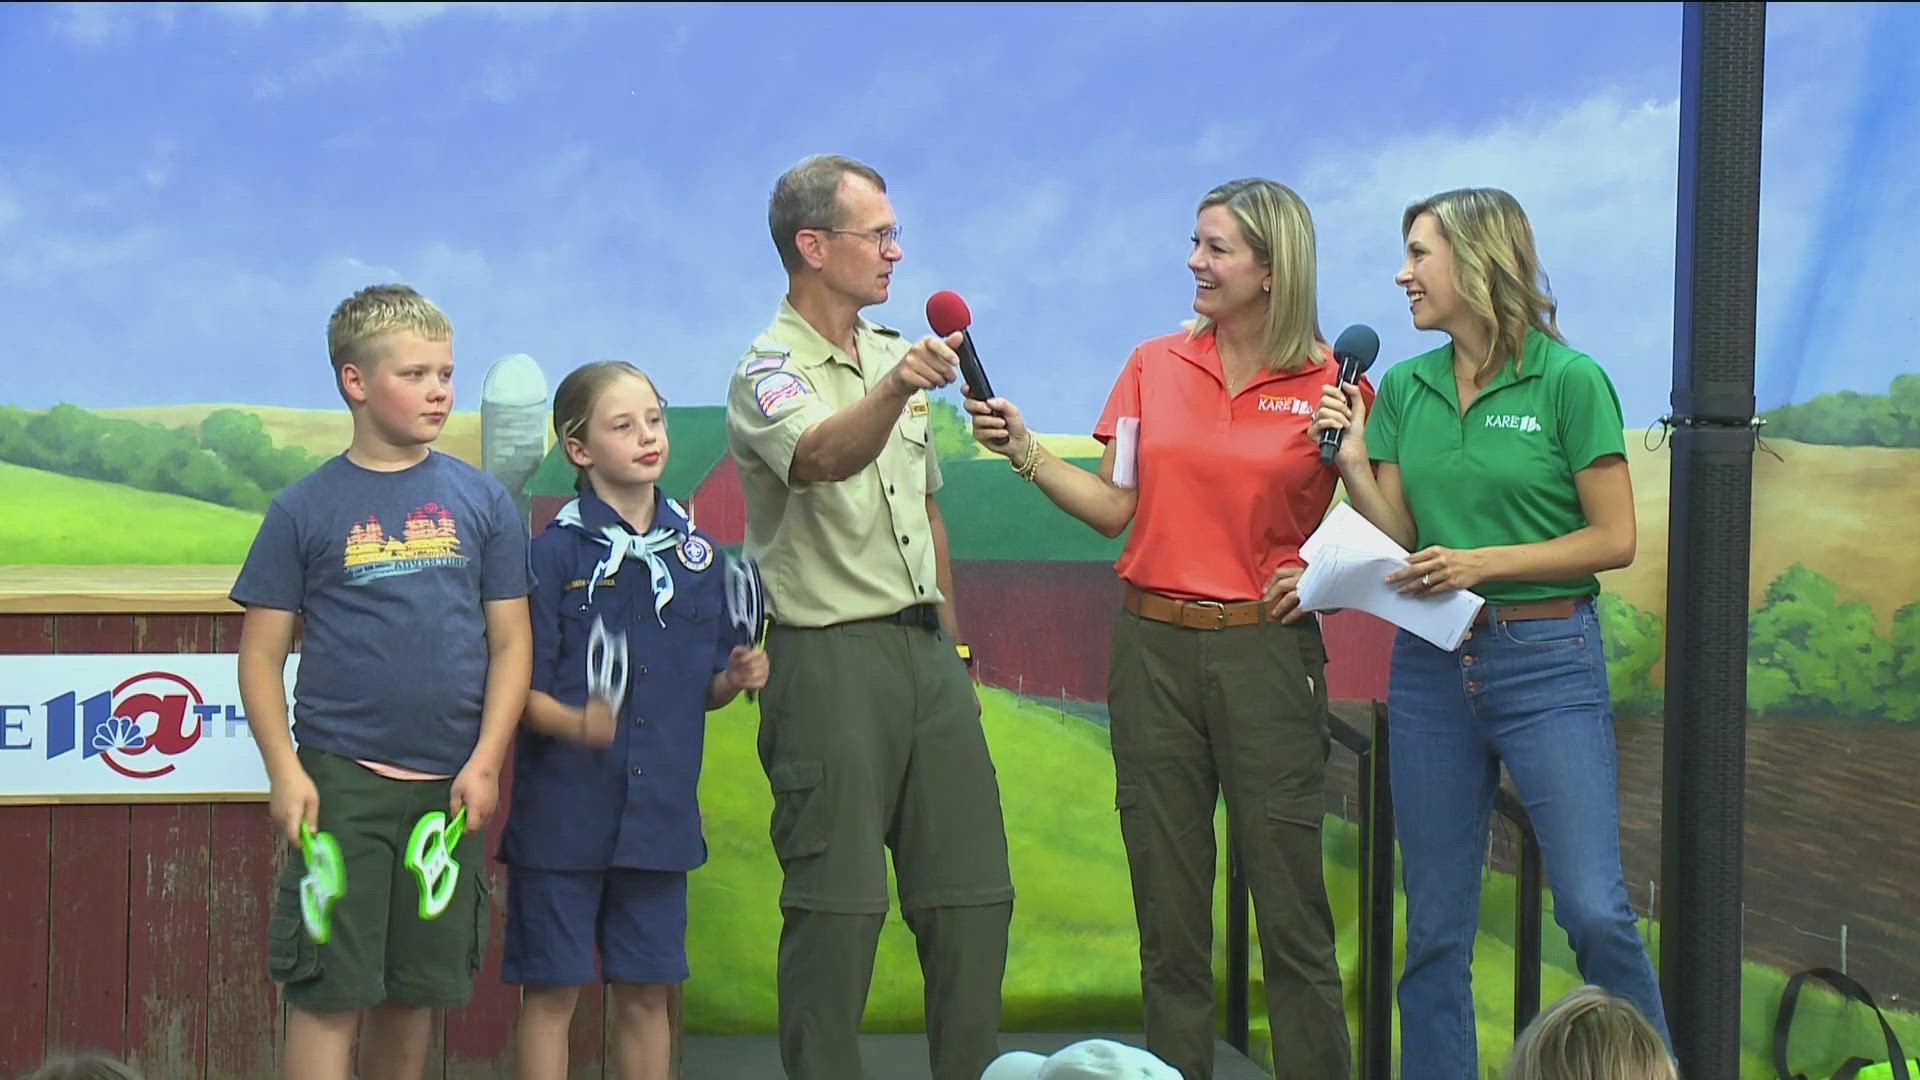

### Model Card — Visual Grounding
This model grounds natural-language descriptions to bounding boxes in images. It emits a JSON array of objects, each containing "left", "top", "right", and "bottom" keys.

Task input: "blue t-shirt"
[
  {"left": 230, "top": 450, "right": 533, "bottom": 775},
  {"left": 498, "top": 488, "right": 743, "bottom": 872}
]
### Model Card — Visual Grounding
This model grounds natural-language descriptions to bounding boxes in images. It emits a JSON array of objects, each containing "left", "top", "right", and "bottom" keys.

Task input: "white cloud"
[
  {"left": 1752, "top": 1, "right": 1920, "bottom": 407},
  {"left": 50, "top": 0, "right": 587, "bottom": 51},
  {"left": 49, "top": 2, "right": 175, "bottom": 47},
  {"left": 11, "top": 3, "right": 1908, "bottom": 431},
  {"left": 1303, "top": 94, "right": 1683, "bottom": 417},
  {"left": 341, "top": 2, "right": 583, "bottom": 29}
]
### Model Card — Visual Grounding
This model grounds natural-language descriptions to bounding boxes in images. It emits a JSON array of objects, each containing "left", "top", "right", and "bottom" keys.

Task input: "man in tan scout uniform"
[{"left": 724, "top": 154, "right": 1015, "bottom": 1080}]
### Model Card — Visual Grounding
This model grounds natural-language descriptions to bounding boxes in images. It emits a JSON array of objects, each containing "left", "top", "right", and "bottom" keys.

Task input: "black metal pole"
[
  {"left": 1497, "top": 787, "right": 1545, "bottom": 1036},
  {"left": 1363, "top": 700, "right": 1395, "bottom": 1080},
  {"left": 1660, "top": 4, "right": 1764, "bottom": 1076}
]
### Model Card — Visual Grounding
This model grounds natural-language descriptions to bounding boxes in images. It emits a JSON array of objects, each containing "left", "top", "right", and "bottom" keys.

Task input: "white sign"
[{"left": 0, "top": 654, "right": 298, "bottom": 801}]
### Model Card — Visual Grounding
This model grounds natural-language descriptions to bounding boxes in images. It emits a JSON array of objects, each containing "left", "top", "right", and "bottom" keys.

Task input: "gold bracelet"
[
  {"left": 1008, "top": 436, "right": 1035, "bottom": 479},
  {"left": 1018, "top": 437, "right": 1042, "bottom": 482}
]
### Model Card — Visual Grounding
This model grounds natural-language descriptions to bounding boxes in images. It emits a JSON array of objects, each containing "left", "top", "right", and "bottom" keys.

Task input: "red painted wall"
[
  {"left": 949, "top": 563, "right": 1393, "bottom": 704},
  {"left": 0, "top": 613, "right": 566, "bottom": 1079}
]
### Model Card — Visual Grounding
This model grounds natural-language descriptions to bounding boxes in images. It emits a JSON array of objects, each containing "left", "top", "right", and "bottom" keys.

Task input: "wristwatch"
[{"left": 955, "top": 643, "right": 975, "bottom": 668}]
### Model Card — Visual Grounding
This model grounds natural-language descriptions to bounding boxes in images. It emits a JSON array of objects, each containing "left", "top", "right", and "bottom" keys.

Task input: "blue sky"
[{"left": 0, "top": 1, "right": 1913, "bottom": 432}]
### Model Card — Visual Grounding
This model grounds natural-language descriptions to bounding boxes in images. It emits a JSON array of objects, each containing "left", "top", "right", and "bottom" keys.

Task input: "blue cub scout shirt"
[{"left": 499, "top": 488, "right": 744, "bottom": 872}]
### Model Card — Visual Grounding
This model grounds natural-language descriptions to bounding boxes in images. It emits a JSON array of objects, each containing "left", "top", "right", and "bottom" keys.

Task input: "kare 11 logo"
[{"left": 12, "top": 669, "right": 249, "bottom": 780}]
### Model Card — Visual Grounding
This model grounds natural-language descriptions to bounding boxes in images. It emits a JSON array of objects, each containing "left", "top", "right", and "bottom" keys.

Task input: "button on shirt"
[
  {"left": 724, "top": 299, "right": 943, "bottom": 627},
  {"left": 1366, "top": 327, "right": 1628, "bottom": 604},
  {"left": 498, "top": 488, "right": 740, "bottom": 872}
]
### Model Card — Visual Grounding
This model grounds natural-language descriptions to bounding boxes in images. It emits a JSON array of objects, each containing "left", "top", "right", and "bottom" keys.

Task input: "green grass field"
[
  {"left": 689, "top": 685, "right": 1920, "bottom": 1078},
  {"left": 0, "top": 461, "right": 264, "bottom": 564}
]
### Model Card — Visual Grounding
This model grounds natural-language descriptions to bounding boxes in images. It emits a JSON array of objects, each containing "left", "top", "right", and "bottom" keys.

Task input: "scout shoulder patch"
[
  {"left": 676, "top": 535, "right": 714, "bottom": 571},
  {"left": 907, "top": 394, "right": 929, "bottom": 417},
  {"left": 744, "top": 348, "right": 788, "bottom": 376},
  {"left": 754, "top": 371, "right": 811, "bottom": 417}
]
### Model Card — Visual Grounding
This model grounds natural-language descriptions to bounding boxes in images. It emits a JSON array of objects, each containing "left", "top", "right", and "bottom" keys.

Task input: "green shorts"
[{"left": 267, "top": 748, "right": 492, "bottom": 1012}]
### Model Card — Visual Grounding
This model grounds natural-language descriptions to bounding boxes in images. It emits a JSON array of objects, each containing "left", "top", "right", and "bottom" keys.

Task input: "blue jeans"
[{"left": 1387, "top": 599, "right": 1669, "bottom": 1079}]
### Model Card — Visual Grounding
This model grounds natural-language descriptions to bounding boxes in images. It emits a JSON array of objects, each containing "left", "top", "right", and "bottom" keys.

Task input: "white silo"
[{"left": 481, "top": 353, "right": 549, "bottom": 529}]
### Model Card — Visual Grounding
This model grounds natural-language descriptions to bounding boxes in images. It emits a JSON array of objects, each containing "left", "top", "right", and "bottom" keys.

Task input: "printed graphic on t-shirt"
[
  {"left": 343, "top": 502, "right": 471, "bottom": 585},
  {"left": 1485, "top": 413, "right": 1543, "bottom": 433},
  {"left": 1256, "top": 393, "right": 1314, "bottom": 416}
]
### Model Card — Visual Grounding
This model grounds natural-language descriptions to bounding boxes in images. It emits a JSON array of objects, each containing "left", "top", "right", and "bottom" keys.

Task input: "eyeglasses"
[{"left": 815, "top": 224, "right": 903, "bottom": 253}]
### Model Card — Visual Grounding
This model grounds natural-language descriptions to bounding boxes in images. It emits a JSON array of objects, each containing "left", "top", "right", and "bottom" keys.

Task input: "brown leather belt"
[
  {"left": 1124, "top": 585, "right": 1267, "bottom": 631},
  {"left": 1471, "top": 596, "right": 1584, "bottom": 626}
]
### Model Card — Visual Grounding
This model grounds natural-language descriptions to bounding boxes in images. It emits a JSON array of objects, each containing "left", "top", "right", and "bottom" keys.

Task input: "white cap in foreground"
[{"left": 979, "top": 1039, "right": 1182, "bottom": 1080}]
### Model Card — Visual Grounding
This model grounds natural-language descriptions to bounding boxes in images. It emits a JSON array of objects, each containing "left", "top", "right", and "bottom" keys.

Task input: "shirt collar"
[
  {"left": 570, "top": 486, "right": 693, "bottom": 540},
  {"left": 1166, "top": 327, "right": 1335, "bottom": 391},
  {"left": 770, "top": 297, "right": 896, "bottom": 373},
  {"left": 1410, "top": 327, "right": 1550, "bottom": 407}
]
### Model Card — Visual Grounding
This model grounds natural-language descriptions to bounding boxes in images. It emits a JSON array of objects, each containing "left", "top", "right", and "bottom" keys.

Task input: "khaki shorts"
[{"left": 267, "top": 748, "right": 492, "bottom": 1012}]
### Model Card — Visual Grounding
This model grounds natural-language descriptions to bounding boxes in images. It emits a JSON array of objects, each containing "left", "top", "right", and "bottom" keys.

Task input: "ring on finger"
[{"left": 1422, "top": 573, "right": 1431, "bottom": 586}]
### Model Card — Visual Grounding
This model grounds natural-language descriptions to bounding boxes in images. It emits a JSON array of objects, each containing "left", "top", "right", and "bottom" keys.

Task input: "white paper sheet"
[
  {"left": 1296, "top": 504, "right": 1485, "bottom": 651},
  {"left": 1301, "top": 503, "right": 1406, "bottom": 563},
  {"left": 1112, "top": 416, "right": 1140, "bottom": 489}
]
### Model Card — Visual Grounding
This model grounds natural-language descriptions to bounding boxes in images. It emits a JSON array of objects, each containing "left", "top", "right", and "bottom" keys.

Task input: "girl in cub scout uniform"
[
  {"left": 1310, "top": 188, "right": 1671, "bottom": 1080},
  {"left": 499, "top": 361, "right": 767, "bottom": 1080}
]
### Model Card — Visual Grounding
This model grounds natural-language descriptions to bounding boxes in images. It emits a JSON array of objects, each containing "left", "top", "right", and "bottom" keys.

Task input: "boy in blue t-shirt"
[{"left": 230, "top": 284, "right": 533, "bottom": 1080}]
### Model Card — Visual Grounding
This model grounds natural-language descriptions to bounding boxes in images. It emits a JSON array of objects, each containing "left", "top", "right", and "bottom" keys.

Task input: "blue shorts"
[{"left": 501, "top": 866, "right": 689, "bottom": 988}]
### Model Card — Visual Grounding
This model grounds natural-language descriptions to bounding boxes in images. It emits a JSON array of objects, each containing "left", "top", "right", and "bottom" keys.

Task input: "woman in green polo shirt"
[{"left": 1305, "top": 187, "right": 1670, "bottom": 1080}]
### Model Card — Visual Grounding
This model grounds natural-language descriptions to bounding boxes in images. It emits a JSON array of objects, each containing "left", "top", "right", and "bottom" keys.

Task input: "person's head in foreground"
[
  {"left": 1507, "top": 985, "right": 1679, "bottom": 1080},
  {"left": 23, "top": 1052, "right": 146, "bottom": 1080},
  {"left": 980, "top": 1038, "right": 1182, "bottom": 1080}
]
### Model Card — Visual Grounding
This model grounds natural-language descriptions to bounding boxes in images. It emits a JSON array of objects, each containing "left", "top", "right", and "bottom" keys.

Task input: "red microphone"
[{"left": 925, "top": 290, "right": 996, "bottom": 402}]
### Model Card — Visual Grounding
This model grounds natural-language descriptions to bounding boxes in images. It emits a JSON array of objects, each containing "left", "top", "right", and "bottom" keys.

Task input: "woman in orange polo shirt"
[{"left": 966, "top": 177, "right": 1366, "bottom": 1080}]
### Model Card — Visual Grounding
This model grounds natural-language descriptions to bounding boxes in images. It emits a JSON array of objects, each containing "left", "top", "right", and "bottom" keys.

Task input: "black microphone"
[{"left": 1319, "top": 324, "right": 1380, "bottom": 467}]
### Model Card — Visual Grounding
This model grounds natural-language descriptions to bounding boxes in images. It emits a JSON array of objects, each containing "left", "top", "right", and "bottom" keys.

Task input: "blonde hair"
[
  {"left": 1401, "top": 187, "right": 1563, "bottom": 384},
  {"left": 1188, "top": 178, "right": 1327, "bottom": 373},
  {"left": 326, "top": 284, "right": 454, "bottom": 403},
  {"left": 1506, "top": 986, "right": 1678, "bottom": 1080},
  {"left": 23, "top": 1052, "right": 146, "bottom": 1080},
  {"left": 551, "top": 361, "right": 665, "bottom": 494}
]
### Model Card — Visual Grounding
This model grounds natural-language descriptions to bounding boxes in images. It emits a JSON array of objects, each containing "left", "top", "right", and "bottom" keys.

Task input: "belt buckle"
[{"left": 1189, "top": 600, "right": 1228, "bottom": 630}]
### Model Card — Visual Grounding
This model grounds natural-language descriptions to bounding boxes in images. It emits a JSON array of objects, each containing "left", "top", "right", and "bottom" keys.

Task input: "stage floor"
[{"left": 681, "top": 1032, "right": 1269, "bottom": 1079}]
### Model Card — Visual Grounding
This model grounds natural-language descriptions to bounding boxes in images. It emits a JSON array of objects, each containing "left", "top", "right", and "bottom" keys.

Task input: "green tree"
[
  {"left": 0, "top": 406, "right": 28, "bottom": 458},
  {"left": 1747, "top": 563, "right": 1894, "bottom": 718},
  {"left": 1598, "top": 592, "right": 1664, "bottom": 716},
  {"left": 2, "top": 403, "right": 278, "bottom": 511},
  {"left": 199, "top": 408, "right": 320, "bottom": 493},
  {"left": 1889, "top": 373, "right": 1920, "bottom": 445},
  {"left": 200, "top": 408, "right": 275, "bottom": 473},
  {"left": 22, "top": 403, "right": 107, "bottom": 474},
  {"left": 1886, "top": 600, "right": 1920, "bottom": 723},
  {"left": 929, "top": 394, "right": 980, "bottom": 461},
  {"left": 1762, "top": 383, "right": 1910, "bottom": 446}
]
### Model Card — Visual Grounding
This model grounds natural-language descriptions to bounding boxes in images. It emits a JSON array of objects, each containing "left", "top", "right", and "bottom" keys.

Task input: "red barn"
[
  {"left": 527, "top": 406, "right": 736, "bottom": 537},
  {"left": 932, "top": 456, "right": 1391, "bottom": 703}
]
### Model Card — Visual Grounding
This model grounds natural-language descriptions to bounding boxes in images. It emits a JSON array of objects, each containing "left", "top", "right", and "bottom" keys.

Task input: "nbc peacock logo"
[{"left": 42, "top": 671, "right": 233, "bottom": 780}]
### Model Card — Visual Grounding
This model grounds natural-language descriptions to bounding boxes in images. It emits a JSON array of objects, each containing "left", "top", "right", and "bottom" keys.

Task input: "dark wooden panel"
[{"left": 0, "top": 805, "right": 53, "bottom": 1073}]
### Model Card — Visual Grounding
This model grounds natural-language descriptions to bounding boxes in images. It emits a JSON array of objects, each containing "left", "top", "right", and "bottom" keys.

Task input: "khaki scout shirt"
[{"left": 724, "top": 299, "right": 944, "bottom": 628}]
